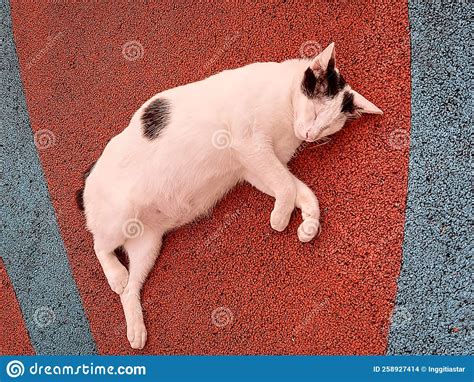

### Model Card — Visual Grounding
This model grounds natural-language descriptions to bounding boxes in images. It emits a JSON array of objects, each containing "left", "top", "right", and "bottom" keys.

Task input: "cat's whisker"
[
  {"left": 309, "top": 137, "right": 332, "bottom": 148},
  {"left": 347, "top": 110, "right": 362, "bottom": 120}
]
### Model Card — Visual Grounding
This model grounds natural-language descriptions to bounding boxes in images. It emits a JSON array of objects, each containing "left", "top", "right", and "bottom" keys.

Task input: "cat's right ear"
[{"left": 310, "top": 42, "right": 335, "bottom": 72}]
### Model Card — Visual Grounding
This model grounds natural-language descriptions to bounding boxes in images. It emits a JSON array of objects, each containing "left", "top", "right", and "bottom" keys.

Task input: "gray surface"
[
  {"left": 388, "top": 0, "right": 473, "bottom": 354},
  {"left": 0, "top": 0, "right": 96, "bottom": 355}
]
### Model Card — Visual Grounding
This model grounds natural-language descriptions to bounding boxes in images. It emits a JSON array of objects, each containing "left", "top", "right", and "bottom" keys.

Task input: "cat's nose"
[{"left": 306, "top": 130, "right": 319, "bottom": 142}]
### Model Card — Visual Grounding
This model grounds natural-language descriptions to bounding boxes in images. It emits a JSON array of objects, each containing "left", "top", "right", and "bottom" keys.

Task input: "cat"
[{"left": 77, "top": 42, "right": 382, "bottom": 349}]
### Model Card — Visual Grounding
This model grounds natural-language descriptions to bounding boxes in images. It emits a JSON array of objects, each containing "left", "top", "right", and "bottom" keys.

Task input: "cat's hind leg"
[
  {"left": 121, "top": 227, "right": 163, "bottom": 349},
  {"left": 93, "top": 231, "right": 129, "bottom": 295}
]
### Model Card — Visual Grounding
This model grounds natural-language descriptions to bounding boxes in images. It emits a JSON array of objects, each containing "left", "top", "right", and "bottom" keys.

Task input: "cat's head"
[{"left": 293, "top": 42, "right": 382, "bottom": 142}]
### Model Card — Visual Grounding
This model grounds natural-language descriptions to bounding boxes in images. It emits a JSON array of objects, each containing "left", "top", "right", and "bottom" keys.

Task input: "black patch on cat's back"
[
  {"left": 341, "top": 91, "right": 355, "bottom": 114},
  {"left": 141, "top": 98, "right": 171, "bottom": 140}
]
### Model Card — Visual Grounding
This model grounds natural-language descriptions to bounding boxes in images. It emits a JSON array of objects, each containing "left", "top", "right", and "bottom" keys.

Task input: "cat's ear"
[
  {"left": 310, "top": 42, "right": 335, "bottom": 72},
  {"left": 352, "top": 90, "right": 383, "bottom": 115}
]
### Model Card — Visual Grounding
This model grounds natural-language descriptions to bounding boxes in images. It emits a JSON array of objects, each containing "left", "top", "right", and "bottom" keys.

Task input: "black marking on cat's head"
[
  {"left": 301, "top": 68, "right": 317, "bottom": 98},
  {"left": 142, "top": 98, "right": 171, "bottom": 140},
  {"left": 341, "top": 91, "right": 355, "bottom": 114},
  {"left": 301, "top": 60, "right": 346, "bottom": 99},
  {"left": 301, "top": 67, "right": 327, "bottom": 99},
  {"left": 325, "top": 58, "right": 346, "bottom": 97}
]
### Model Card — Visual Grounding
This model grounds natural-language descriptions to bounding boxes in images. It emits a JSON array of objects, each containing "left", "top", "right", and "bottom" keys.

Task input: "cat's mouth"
[
  {"left": 304, "top": 130, "right": 322, "bottom": 143},
  {"left": 302, "top": 129, "right": 332, "bottom": 146}
]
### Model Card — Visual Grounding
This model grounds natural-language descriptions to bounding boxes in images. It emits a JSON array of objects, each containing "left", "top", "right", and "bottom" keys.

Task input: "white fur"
[{"left": 82, "top": 43, "right": 381, "bottom": 349}]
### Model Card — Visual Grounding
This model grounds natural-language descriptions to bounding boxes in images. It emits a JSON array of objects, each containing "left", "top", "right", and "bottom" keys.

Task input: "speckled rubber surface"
[
  {"left": 0, "top": 0, "right": 96, "bottom": 355},
  {"left": 0, "top": 1, "right": 95, "bottom": 354},
  {"left": 4, "top": 0, "right": 469, "bottom": 356},
  {"left": 6, "top": 0, "right": 410, "bottom": 354},
  {"left": 0, "top": 259, "right": 33, "bottom": 355},
  {"left": 388, "top": 0, "right": 473, "bottom": 355}
]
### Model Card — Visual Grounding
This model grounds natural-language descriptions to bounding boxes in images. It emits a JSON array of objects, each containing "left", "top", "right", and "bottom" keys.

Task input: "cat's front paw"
[
  {"left": 270, "top": 208, "right": 292, "bottom": 232},
  {"left": 297, "top": 218, "right": 320, "bottom": 242}
]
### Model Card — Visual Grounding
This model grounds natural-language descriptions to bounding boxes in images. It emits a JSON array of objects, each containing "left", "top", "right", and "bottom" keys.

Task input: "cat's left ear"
[
  {"left": 311, "top": 42, "right": 335, "bottom": 72},
  {"left": 352, "top": 90, "right": 383, "bottom": 115}
]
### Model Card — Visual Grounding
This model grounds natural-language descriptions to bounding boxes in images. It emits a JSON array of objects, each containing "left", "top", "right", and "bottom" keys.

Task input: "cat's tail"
[
  {"left": 75, "top": 161, "right": 96, "bottom": 212},
  {"left": 75, "top": 188, "right": 85, "bottom": 211}
]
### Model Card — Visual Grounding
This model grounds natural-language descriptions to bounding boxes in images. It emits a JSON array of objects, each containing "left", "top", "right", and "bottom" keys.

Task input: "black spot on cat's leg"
[
  {"left": 341, "top": 91, "right": 355, "bottom": 113},
  {"left": 141, "top": 98, "right": 171, "bottom": 140}
]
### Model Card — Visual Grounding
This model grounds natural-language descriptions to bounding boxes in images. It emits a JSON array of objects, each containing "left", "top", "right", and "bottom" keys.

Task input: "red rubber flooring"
[
  {"left": 11, "top": 0, "right": 410, "bottom": 354},
  {"left": 0, "top": 259, "right": 34, "bottom": 355}
]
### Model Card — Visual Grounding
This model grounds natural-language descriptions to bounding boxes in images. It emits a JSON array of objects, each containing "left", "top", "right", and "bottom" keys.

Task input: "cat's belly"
[
  {"left": 128, "top": 152, "right": 243, "bottom": 228},
  {"left": 173, "top": 174, "right": 240, "bottom": 226}
]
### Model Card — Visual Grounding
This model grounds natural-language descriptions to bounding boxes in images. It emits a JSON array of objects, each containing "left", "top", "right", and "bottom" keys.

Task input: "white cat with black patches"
[{"left": 78, "top": 43, "right": 382, "bottom": 349}]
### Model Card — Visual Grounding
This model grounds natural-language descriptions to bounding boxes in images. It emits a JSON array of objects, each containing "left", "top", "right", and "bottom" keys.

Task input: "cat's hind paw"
[
  {"left": 107, "top": 266, "right": 129, "bottom": 295},
  {"left": 297, "top": 218, "right": 320, "bottom": 242},
  {"left": 127, "top": 321, "right": 147, "bottom": 350}
]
